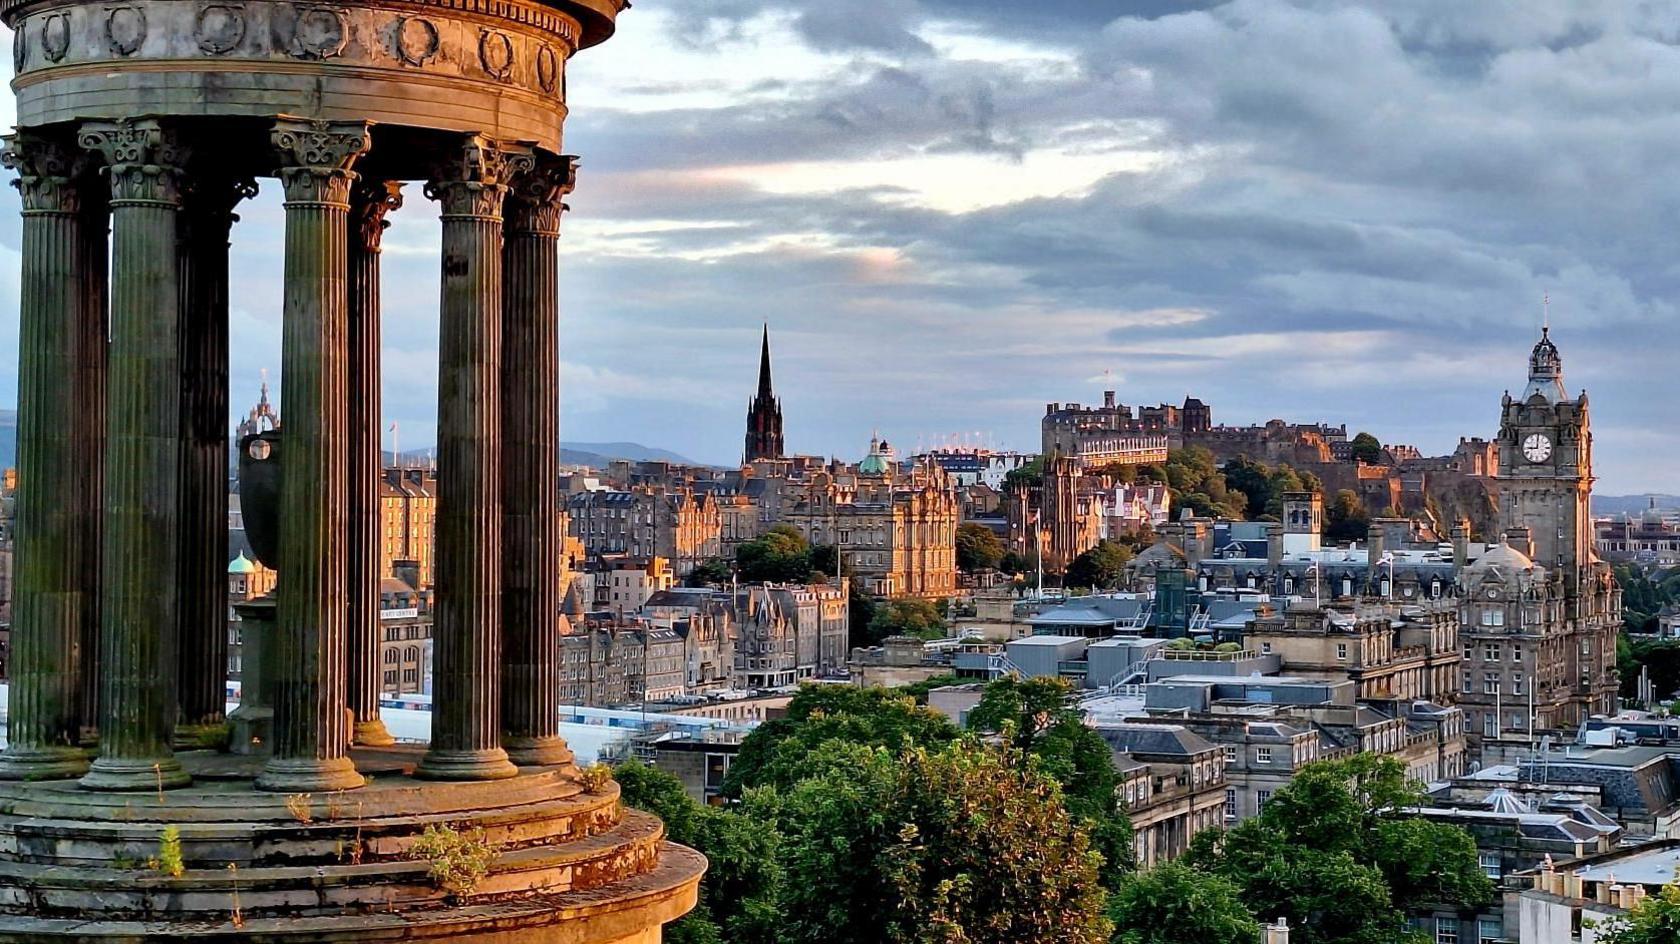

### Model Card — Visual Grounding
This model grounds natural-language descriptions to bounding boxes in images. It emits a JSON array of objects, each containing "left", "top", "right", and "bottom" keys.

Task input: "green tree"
[
  {"left": 1108, "top": 862, "right": 1261, "bottom": 944},
  {"left": 755, "top": 740, "right": 1113, "bottom": 944},
  {"left": 1349, "top": 432, "right": 1383, "bottom": 464},
  {"left": 1187, "top": 755, "right": 1492, "bottom": 944},
  {"left": 1221, "top": 457, "right": 1275, "bottom": 520},
  {"left": 1066, "top": 540, "right": 1135, "bottom": 590},
  {"left": 615, "top": 761, "right": 782, "bottom": 944},
  {"left": 736, "top": 525, "right": 812, "bottom": 583},
  {"left": 1596, "top": 883, "right": 1680, "bottom": 944},
  {"left": 966, "top": 677, "right": 1134, "bottom": 886},
  {"left": 722, "top": 685, "right": 959, "bottom": 796},
  {"left": 1324, "top": 489, "right": 1370, "bottom": 544},
  {"left": 868, "top": 598, "right": 947, "bottom": 641},
  {"left": 1005, "top": 455, "right": 1045, "bottom": 491},
  {"left": 956, "top": 522, "right": 1006, "bottom": 573},
  {"left": 686, "top": 557, "right": 732, "bottom": 588},
  {"left": 848, "top": 578, "right": 881, "bottom": 645},
  {"left": 809, "top": 544, "right": 838, "bottom": 580}
]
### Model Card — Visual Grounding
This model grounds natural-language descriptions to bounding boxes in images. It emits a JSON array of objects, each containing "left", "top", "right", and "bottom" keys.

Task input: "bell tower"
[{"left": 1495, "top": 327, "right": 1593, "bottom": 586}]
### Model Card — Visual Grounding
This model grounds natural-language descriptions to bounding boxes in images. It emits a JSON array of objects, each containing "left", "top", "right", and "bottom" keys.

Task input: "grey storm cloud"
[
  {"left": 551, "top": 0, "right": 1680, "bottom": 487},
  {"left": 0, "top": 1, "right": 1674, "bottom": 489}
]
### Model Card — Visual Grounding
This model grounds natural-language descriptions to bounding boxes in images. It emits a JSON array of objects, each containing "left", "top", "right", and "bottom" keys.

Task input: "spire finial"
[{"left": 1543, "top": 292, "right": 1550, "bottom": 336}]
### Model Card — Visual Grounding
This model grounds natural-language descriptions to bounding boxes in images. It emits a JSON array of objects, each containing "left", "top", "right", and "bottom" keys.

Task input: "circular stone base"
[
  {"left": 79, "top": 754, "right": 192, "bottom": 792},
  {"left": 0, "top": 746, "right": 704, "bottom": 941},
  {"left": 0, "top": 745, "right": 90, "bottom": 781}
]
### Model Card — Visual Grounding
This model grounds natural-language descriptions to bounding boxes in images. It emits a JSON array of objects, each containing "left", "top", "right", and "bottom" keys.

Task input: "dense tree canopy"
[
  {"left": 866, "top": 598, "right": 947, "bottom": 643},
  {"left": 1108, "top": 862, "right": 1261, "bottom": 944},
  {"left": 752, "top": 740, "right": 1113, "bottom": 944},
  {"left": 736, "top": 525, "right": 814, "bottom": 583},
  {"left": 1349, "top": 432, "right": 1383, "bottom": 464},
  {"left": 1065, "top": 540, "right": 1135, "bottom": 590},
  {"left": 686, "top": 557, "right": 733, "bottom": 587},
  {"left": 615, "top": 761, "right": 782, "bottom": 944},
  {"left": 722, "top": 685, "right": 960, "bottom": 796},
  {"left": 1186, "top": 754, "right": 1492, "bottom": 944},
  {"left": 956, "top": 522, "right": 1007, "bottom": 573},
  {"left": 966, "top": 676, "right": 1133, "bottom": 886},
  {"left": 1162, "top": 447, "right": 1248, "bottom": 520},
  {"left": 1323, "top": 489, "right": 1371, "bottom": 544}
]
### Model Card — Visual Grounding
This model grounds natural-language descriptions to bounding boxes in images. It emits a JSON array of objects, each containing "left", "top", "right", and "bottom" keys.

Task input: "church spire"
[
  {"left": 744, "top": 324, "right": 786, "bottom": 464},
  {"left": 757, "top": 323, "right": 775, "bottom": 399}
]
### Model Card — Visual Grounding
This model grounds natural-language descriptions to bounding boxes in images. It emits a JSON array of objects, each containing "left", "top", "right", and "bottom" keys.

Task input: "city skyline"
[{"left": 1, "top": 2, "right": 1678, "bottom": 491}]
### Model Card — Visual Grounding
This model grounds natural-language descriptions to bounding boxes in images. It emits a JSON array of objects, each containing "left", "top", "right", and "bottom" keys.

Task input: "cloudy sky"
[{"left": 1, "top": 1, "right": 1678, "bottom": 491}]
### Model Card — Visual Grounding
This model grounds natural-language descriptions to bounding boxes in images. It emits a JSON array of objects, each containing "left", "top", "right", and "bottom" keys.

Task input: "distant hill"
[
  {"left": 1594, "top": 494, "right": 1680, "bottom": 517},
  {"left": 561, "top": 441, "right": 700, "bottom": 466}
]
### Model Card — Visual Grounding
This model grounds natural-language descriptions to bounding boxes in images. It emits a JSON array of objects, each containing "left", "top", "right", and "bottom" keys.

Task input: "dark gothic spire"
[
  {"left": 744, "top": 323, "right": 786, "bottom": 464},
  {"left": 757, "top": 323, "right": 775, "bottom": 399}
]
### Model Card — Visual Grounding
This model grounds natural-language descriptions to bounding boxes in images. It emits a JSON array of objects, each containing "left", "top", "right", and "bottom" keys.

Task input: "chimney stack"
[
  {"left": 1264, "top": 918, "right": 1290, "bottom": 944},
  {"left": 1266, "top": 522, "right": 1284, "bottom": 570},
  {"left": 1451, "top": 519, "right": 1470, "bottom": 571}
]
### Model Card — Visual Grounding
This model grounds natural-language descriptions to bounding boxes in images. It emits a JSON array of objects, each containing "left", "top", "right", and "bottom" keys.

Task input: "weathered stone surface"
[
  {"left": 416, "top": 136, "right": 528, "bottom": 783},
  {"left": 0, "top": 132, "right": 97, "bottom": 780},
  {"left": 256, "top": 118, "right": 372, "bottom": 795},
  {"left": 345, "top": 177, "right": 402, "bottom": 748},
  {"left": 501, "top": 153, "right": 576, "bottom": 768},
  {"left": 76, "top": 118, "right": 192, "bottom": 792}
]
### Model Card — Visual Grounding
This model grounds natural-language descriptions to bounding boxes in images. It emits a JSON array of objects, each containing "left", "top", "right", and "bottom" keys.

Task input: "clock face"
[{"left": 1522, "top": 433, "right": 1552, "bottom": 463}]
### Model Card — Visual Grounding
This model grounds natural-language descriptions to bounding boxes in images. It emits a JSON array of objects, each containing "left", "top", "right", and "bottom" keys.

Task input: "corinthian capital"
[
  {"left": 270, "top": 118, "right": 372, "bottom": 206},
  {"left": 349, "top": 178, "right": 405, "bottom": 252},
  {"left": 78, "top": 119, "right": 190, "bottom": 206},
  {"left": 506, "top": 153, "right": 577, "bottom": 237},
  {"left": 2, "top": 133, "right": 89, "bottom": 214},
  {"left": 424, "top": 135, "right": 532, "bottom": 219}
]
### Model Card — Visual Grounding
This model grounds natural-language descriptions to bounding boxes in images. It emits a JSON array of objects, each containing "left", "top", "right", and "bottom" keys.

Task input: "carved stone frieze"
[
  {"left": 275, "top": 4, "right": 346, "bottom": 60},
  {"left": 271, "top": 118, "right": 371, "bottom": 204},
  {"left": 77, "top": 120, "right": 189, "bottom": 205},
  {"left": 196, "top": 4, "right": 247, "bottom": 55},
  {"left": 105, "top": 6, "right": 145, "bottom": 56},
  {"left": 394, "top": 15, "right": 438, "bottom": 66},
  {"left": 535, "top": 43, "right": 558, "bottom": 93},
  {"left": 479, "top": 29, "right": 514, "bottom": 80},
  {"left": 40, "top": 12, "right": 69, "bottom": 62}
]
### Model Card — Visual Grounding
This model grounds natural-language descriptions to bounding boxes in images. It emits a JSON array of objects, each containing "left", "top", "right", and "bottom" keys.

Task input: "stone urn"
[{"left": 238, "top": 429, "right": 283, "bottom": 570}]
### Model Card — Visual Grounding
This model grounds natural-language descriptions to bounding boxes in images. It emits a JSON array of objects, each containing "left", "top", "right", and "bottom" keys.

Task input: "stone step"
[
  {"left": 0, "top": 810, "right": 667, "bottom": 920},
  {"left": 0, "top": 767, "right": 584, "bottom": 825},
  {"left": 0, "top": 840, "right": 705, "bottom": 942},
  {"left": 0, "top": 785, "right": 623, "bottom": 868}
]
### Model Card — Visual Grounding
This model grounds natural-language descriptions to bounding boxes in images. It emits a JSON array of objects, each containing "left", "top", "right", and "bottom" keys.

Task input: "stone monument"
[{"left": 0, "top": 0, "right": 704, "bottom": 939}]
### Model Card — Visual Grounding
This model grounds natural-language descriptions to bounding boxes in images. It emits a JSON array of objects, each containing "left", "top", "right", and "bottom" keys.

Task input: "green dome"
[
  {"left": 228, "top": 551, "right": 258, "bottom": 575},
  {"left": 859, "top": 453, "right": 892, "bottom": 475}
]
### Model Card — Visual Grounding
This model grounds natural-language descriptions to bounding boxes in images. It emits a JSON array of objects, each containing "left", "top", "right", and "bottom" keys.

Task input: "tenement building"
[
  {"left": 783, "top": 458, "right": 960, "bottom": 598},
  {"left": 0, "top": 0, "right": 700, "bottom": 937}
]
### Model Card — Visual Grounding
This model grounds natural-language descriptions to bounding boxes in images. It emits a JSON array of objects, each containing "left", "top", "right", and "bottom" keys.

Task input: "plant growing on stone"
[
  {"left": 148, "top": 825, "right": 185, "bottom": 878},
  {"left": 409, "top": 823, "right": 496, "bottom": 898},
  {"left": 579, "top": 762, "right": 613, "bottom": 793},
  {"left": 285, "top": 793, "right": 313, "bottom": 824}
]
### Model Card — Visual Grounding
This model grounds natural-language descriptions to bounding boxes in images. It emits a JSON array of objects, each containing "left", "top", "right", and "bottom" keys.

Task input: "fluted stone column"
[
  {"left": 500, "top": 154, "right": 576, "bottom": 767},
  {"left": 177, "top": 175, "right": 257, "bottom": 738},
  {"left": 77, "top": 119, "right": 192, "bottom": 791},
  {"left": 76, "top": 186, "right": 108, "bottom": 747},
  {"left": 256, "top": 119, "right": 371, "bottom": 793},
  {"left": 346, "top": 177, "right": 402, "bottom": 747},
  {"left": 417, "top": 137, "right": 527, "bottom": 781},
  {"left": 0, "top": 134, "right": 97, "bottom": 780}
]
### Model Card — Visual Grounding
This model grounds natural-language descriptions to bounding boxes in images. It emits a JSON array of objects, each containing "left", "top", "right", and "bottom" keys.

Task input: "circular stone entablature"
[{"left": 2, "top": 0, "right": 623, "bottom": 156}]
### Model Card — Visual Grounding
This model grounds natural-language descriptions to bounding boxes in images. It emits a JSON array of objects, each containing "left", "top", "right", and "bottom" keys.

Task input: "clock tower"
[{"left": 1495, "top": 327, "right": 1594, "bottom": 588}]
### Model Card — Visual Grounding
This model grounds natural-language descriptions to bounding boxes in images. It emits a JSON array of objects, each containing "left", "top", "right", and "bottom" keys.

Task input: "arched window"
[
  {"left": 406, "top": 645, "right": 419, "bottom": 663},
  {"left": 384, "top": 649, "right": 398, "bottom": 664}
]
